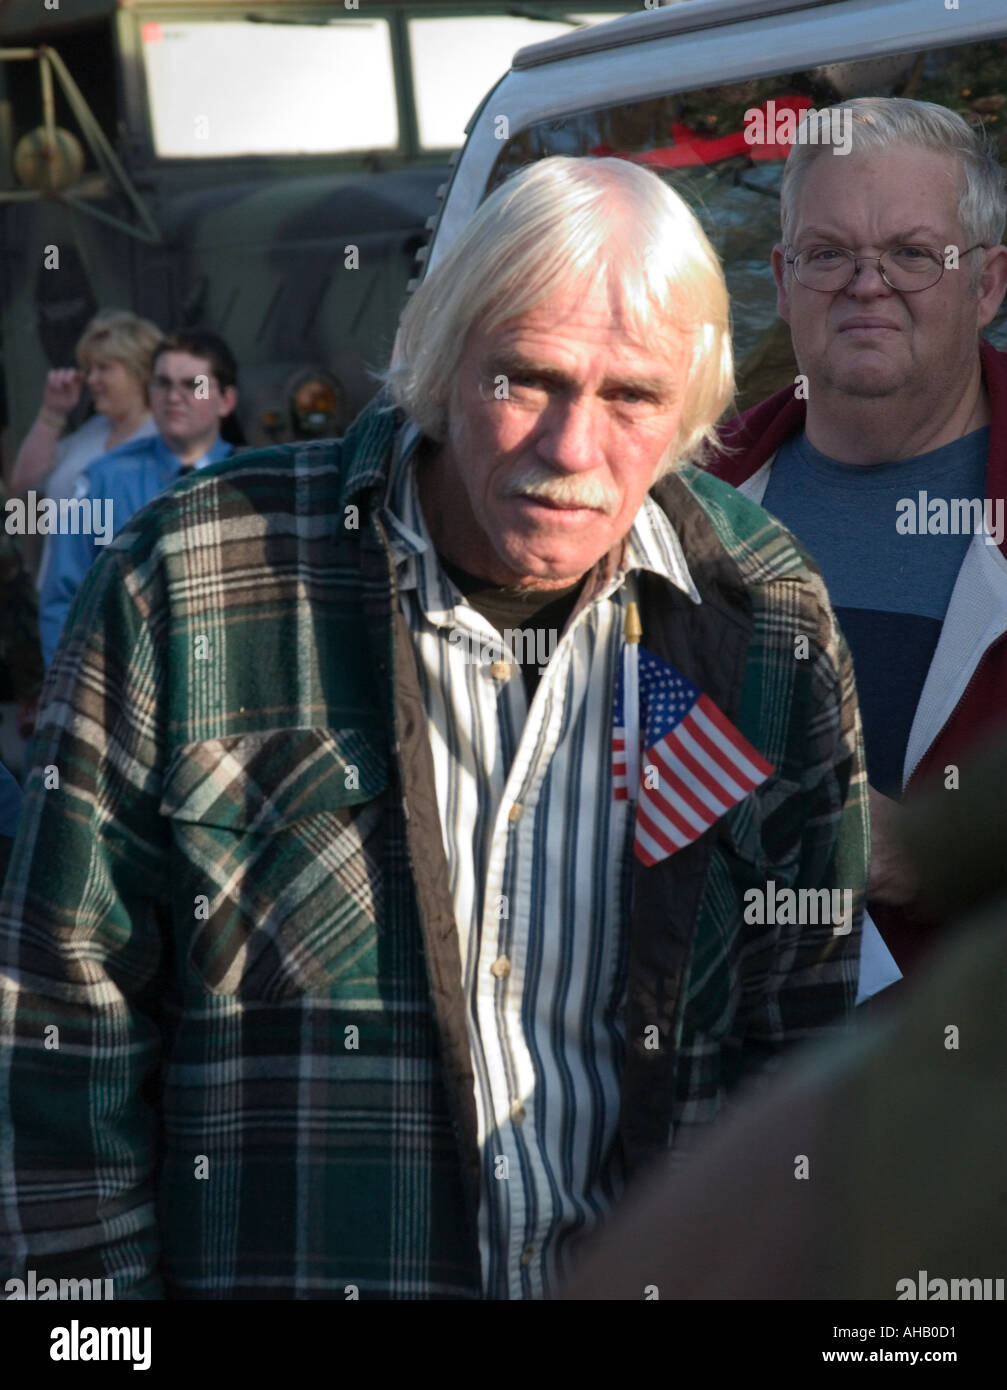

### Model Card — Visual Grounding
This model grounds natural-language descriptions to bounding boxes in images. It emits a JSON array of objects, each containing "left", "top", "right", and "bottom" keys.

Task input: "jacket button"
[
  {"left": 490, "top": 956, "right": 511, "bottom": 979},
  {"left": 509, "top": 1100, "right": 526, "bottom": 1124},
  {"left": 490, "top": 661, "right": 512, "bottom": 682}
]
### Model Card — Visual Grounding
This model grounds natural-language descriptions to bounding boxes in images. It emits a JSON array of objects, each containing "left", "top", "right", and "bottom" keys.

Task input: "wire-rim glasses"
[{"left": 784, "top": 243, "right": 987, "bottom": 293}]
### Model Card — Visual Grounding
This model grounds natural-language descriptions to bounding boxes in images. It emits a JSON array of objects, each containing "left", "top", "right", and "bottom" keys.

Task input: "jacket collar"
[
  {"left": 150, "top": 432, "right": 232, "bottom": 475},
  {"left": 619, "top": 468, "right": 756, "bottom": 1176},
  {"left": 708, "top": 340, "right": 1007, "bottom": 559},
  {"left": 337, "top": 391, "right": 405, "bottom": 507}
]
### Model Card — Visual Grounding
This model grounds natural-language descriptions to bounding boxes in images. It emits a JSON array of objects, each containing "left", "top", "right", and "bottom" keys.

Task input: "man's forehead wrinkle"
[
  {"left": 483, "top": 341, "right": 679, "bottom": 396},
  {"left": 795, "top": 152, "right": 962, "bottom": 232}
]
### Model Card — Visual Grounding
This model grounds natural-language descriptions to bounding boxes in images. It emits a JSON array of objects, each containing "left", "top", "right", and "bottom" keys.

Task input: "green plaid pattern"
[{"left": 0, "top": 393, "right": 868, "bottom": 1298}]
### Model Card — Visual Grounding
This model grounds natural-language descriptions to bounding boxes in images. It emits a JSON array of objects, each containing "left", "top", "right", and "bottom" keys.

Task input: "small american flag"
[{"left": 613, "top": 645, "right": 775, "bottom": 866}]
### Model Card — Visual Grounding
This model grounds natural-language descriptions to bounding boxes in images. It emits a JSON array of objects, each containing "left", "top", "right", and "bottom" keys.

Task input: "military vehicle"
[
  {"left": 0, "top": 0, "right": 635, "bottom": 457},
  {"left": 423, "top": 0, "right": 1007, "bottom": 411}
]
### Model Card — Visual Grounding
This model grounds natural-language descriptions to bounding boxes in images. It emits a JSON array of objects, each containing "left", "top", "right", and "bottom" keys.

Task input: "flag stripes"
[{"left": 612, "top": 645, "right": 775, "bottom": 864}]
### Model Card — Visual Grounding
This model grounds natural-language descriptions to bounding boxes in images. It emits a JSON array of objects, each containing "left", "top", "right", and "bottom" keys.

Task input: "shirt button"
[
  {"left": 489, "top": 660, "right": 512, "bottom": 681},
  {"left": 509, "top": 1100, "right": 526, "bottom": 1124},
  {"left": 490, "top": 955, "right": 511, "bottom": 979},
  {"left": 520, "top": 1245, "right": 535, "bottom": 1267},
  {"left": 508, "top": 802, "right": 524, "bottom": 823}
]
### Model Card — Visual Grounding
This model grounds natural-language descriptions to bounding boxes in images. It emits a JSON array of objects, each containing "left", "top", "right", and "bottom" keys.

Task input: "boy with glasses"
[{"left": 39, "top": 329, "right": 238, "bottom": 666}]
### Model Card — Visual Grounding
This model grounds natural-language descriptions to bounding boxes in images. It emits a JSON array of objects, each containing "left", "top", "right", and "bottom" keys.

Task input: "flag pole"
[{"left": 623, "top": 594, "right": 642, "bottom": 802}]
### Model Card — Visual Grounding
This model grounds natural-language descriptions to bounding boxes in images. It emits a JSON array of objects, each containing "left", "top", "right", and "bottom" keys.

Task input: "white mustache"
[{"left": 504, "top": 465, "right": 618, "bottom": 515}]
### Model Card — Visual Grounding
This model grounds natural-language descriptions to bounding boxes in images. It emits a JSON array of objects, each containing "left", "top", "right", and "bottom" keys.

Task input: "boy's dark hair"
[{"left": 154, "top": 329, "right": 238, "bottom": 391}]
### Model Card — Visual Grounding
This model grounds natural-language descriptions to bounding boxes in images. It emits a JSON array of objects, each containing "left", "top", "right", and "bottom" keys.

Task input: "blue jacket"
[{"left": 40, "top": 433, "right": 232, "bottom": 666}]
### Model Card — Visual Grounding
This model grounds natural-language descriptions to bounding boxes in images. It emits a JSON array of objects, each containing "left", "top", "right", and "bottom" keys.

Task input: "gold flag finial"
[{"left": 624, "top": 600, "right": 642, "bottom": 645}]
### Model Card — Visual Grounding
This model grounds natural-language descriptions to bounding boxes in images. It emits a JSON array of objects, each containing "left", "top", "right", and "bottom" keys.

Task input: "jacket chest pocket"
[
  {"left": 717, "top": 772, "right": 806, "bottom": 881},
  {"left": 160, "top": 727, "right": 390, "bottom": 1000}
]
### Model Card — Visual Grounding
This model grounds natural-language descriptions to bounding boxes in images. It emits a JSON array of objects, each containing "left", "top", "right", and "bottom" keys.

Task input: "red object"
[
  {"left": 590, "top": 95, "right": 814, "bottom": 168},
  {"left": 142, "top": 22, "right": 163, "bottom": 44}
]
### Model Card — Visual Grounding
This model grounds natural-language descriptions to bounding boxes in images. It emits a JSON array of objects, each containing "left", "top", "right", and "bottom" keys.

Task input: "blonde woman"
[{"left": 10, "top": 310, "right": 161, "bottom": 585}]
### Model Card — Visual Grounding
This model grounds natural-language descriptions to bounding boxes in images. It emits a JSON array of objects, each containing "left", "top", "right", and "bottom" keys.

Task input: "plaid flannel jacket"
[{"left": 0, "top": 393, "right": 869, "bottom": 1299}]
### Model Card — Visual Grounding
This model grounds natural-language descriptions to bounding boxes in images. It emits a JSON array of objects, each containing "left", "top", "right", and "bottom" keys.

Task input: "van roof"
[
  {"left": 0, "top": 0, "right": 633, "bottom": 34},
  {"left": 512, "top": 0, "right": 844, "bottom": 69}
]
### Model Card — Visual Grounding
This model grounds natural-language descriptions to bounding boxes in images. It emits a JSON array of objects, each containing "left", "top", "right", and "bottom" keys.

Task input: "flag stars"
[{"left": 614, "top": 642, "right": 775, "bottom": 864}]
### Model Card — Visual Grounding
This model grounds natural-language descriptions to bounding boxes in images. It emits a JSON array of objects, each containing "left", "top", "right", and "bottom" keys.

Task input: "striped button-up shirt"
[{"left": 383, "top": 424, "right": 701, "bottom": 1298}]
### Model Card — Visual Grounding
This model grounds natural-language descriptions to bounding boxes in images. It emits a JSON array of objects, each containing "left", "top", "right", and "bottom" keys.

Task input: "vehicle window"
[
  {"left": 409, "top": 14, "right": 625, "bottom": 151},
  {"left": 484, "top": 38, "right": 1007, "bottom": 409},
  {"left": 141, "top": 19, "right": 398, "bottom": 157}
]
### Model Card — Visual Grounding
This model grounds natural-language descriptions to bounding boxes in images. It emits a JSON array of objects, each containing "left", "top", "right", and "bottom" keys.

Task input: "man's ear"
[
  {"left": 771, "top": 243, "right": 792, "bottom": 325},
  {"left": 218, "top": 385, "right": 239, "bottom": 418},
  {"left": 977, "top": 243, "right": 1007, "bottom": 332}
]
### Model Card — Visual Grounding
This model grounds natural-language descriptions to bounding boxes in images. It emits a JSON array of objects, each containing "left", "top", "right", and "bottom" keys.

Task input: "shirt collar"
[
  {"left": 154, "top": 433, "right": 232, "bottom": 474},
  {"left": 380, "top": 419, "right": 702, "bottom": 626},
  {"left": 381, "top": 420, "right": 457, "bottom": 624},
  {"left": 621, "top": 491, "right": 702, "bottom": 605}
]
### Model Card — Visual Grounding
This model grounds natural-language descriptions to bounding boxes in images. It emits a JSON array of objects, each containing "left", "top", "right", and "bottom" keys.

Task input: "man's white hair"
[
  {"left": 383, "top": 155, "right": 734, "bottom": 472},
  {"left": 781, "top": 97, "right": 1007, "bottom": 279}
]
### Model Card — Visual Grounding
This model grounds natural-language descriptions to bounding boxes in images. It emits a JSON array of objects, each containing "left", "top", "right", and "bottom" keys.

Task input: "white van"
[{"left": 421, "top": 0, "right": 1007, "bottom": 407}]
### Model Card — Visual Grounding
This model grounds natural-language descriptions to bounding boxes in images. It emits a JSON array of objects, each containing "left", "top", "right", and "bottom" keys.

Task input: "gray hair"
[
  {"left": 780, "top": 97, "right": 1007, "bottom": 267},
  {"left": 383, "top": 156, "right": 734, "bottom": 471}
]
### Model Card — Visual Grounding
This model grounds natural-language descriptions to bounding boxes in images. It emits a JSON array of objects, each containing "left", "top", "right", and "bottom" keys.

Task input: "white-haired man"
[
  {"left": 0, "top": 157, "right": 868, "bottom": 1301},
  {"left": 706, "top": 98, "right": 1007, "bottom": 989}
]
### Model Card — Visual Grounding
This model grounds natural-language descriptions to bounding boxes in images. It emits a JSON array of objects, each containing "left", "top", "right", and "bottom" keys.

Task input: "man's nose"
[
  {"left": 845, "top": 258, "right": 892, "bottom": 295},
  {"left": 536, "top": 396, "right": 601, "bottom": 471}
]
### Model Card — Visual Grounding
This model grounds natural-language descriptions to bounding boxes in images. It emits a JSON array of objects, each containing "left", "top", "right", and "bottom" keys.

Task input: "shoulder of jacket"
[
  {"left": 669, "top": 464, "right": 812, "bottom": 579},
  {"left": 107, "top": 437, "right": 352, "bottom": 557},
  {"left": 163, "top": 437, "right": 351, "bottom": 502}
]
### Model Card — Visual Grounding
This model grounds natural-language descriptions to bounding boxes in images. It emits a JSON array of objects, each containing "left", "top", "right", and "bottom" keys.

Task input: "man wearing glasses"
[
  {"left": 707, "top": 97, "right": 1007, "bottom": 988},
  {"left": 39, "top": 329, "right": 238, "bottom": 666}
]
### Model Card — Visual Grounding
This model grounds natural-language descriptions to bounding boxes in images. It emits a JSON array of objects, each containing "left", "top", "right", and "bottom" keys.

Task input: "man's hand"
[
  {"left": 867, "top": 785, "right": 918, "bottom": 906},
  {"left": 40, "top": 368, "right": 83, "bottom": 425}
]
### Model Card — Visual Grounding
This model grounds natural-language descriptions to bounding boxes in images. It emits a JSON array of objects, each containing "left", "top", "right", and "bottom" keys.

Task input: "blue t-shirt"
[{"left": 761, "top": 427, "right": 989, "bottom": 796}]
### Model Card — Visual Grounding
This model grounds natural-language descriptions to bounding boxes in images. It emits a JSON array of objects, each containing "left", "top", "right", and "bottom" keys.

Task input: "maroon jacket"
[{"left": 704, "top": 339, "right": 1007, "bottom": 974}]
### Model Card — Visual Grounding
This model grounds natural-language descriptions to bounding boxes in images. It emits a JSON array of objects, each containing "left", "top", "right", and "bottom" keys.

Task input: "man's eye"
[
  {"left": 806, "top": 247, "right": 843, "bottom": 263},
  {"left": 891, "top": 246, "right": 933, "bottom": 262}
]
